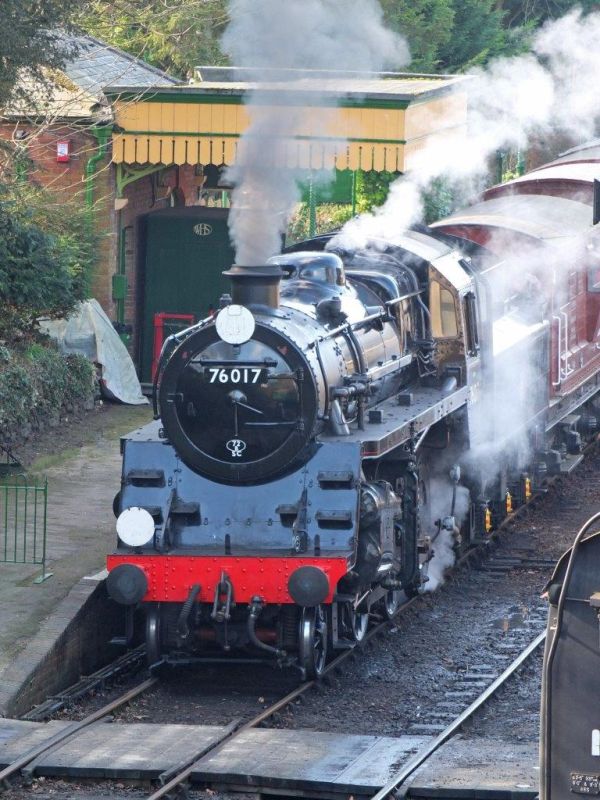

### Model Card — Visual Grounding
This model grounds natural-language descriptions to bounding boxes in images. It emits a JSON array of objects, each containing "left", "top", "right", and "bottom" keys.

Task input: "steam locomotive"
[{"left": 106, "top": 141, "right": 600, "bottom": 677}]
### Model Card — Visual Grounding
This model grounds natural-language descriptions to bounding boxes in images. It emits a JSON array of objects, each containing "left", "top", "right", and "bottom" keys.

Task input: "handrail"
[
  {"left": 307, "top": 309, "right": 388, "bottom": 349},
  {"left": 552, "top": 314, "right": 562, "bottom": 387},
  {"left": 560, "top": 310, "right": 574, "bottom": 378}
]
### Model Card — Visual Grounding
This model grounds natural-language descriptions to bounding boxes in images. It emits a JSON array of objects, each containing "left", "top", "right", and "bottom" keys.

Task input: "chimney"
[{"left": 223, "top": 264, "right": 283, "bottom": 309}]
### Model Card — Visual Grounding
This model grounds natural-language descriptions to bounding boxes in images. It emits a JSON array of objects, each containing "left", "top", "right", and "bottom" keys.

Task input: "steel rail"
[
  {"left": 371, "top": 629, "right": 547, "bottom": 800},
  {"left": 0, "top": 677, "right": 157, "bottom": 785},
  {"left": 146, "top": 595, "right": 421, "bottom": 800},
  {"left": 22, "top": 645, "right": 147, "bottom": 722}
]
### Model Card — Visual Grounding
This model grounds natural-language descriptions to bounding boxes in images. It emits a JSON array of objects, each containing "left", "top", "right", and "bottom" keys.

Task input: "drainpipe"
[
  {"left": 83, "top": 124, "right": 113, "bottom": 311},
  {"left": 85, "top": 125, "right": 111, "bottom": 209}
]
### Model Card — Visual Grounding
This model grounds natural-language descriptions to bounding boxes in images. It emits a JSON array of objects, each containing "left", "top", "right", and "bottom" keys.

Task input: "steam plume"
[
  {"left": 222, "top": 0, "right": 409, "bottom": 264},
  {"left": 331, "top": 8, "right": 600, "bottom": 252}
]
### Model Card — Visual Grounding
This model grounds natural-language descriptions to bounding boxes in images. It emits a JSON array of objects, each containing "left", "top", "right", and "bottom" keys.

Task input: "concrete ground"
[{"left": 0, "top": 403, "right": 152, "bottom": 678}]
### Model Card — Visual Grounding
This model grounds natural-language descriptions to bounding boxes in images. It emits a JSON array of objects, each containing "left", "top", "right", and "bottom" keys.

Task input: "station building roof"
[
  {"left": 2, "top": 34, "right": 180, "bottom": 121},
  {"left": 107, "top": 69, "right": 468, "bottom": 173}
]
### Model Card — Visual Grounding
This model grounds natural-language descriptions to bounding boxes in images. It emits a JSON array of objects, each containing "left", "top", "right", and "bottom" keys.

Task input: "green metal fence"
[{"left": 0, "top": 473, "right": 52, "bottom": 583}]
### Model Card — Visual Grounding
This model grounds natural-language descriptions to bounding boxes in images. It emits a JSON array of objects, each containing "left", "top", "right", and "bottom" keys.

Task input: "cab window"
[{"left": 430, "top": 281, "right": 458, "bottom": 337}]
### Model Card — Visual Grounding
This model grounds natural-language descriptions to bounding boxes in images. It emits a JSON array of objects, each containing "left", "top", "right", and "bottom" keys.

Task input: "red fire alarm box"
[{"left": 56, "top": 141, "right": 70, "bottom": 163}]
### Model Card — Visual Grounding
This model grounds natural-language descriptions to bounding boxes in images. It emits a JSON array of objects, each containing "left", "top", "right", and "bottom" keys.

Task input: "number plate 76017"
[{"left": 205, "top": 367, "right": 269, "bottom": 385}]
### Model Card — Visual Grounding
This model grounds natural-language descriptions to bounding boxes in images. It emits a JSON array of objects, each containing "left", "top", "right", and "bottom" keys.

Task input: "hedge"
[{"left": 0, "top": 342, "right": 95, "bottom": 445}]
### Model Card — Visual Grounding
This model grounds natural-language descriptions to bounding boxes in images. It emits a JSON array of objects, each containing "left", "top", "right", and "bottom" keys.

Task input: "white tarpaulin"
[{"left": 40, "top": 299, "right": 148, "bottom": 405}]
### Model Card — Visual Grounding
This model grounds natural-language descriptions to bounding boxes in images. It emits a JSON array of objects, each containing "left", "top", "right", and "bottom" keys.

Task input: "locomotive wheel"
[
  {"left": 381, "top": 589, "right": 402, "bottom": 620},
  {"left": 340, "top": 601, "right": 369, "bottom": 643},
  {"left": 145, "top": 604, "right": 163, "bottom": 667},
  {"left": 298, "top": 605, "right": 328, "bottom": 680},
  {"left": 350, "top": 606, "right": 369, "bottom": 643}
]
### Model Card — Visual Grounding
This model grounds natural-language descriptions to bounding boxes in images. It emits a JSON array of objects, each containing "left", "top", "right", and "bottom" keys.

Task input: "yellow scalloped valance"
[{"left": 110, "top": 84, "right": 467, "bottom": 173}]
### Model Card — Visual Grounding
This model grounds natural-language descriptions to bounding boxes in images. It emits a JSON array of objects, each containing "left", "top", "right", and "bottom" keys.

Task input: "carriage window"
[{"left": 430, "top": 281, "right": 458, "bottom": 337}]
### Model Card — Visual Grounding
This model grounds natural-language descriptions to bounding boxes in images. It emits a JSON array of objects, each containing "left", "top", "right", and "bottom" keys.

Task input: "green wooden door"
[{"left": 139, "top": 207, "right": 234, "bottom": 382}]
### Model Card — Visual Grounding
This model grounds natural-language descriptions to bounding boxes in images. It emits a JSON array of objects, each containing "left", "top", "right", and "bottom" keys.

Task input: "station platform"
[
  {"left": 0, "top": 718, "right": 539, "bottom": 798},
  {"left": 0, "top": 404, "right": 151, "bottom": 718}
]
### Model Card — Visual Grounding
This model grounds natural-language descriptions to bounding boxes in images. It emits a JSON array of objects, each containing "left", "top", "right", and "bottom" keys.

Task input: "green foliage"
[
  {"left": 437, "top": 0, "right": 520, "bottom": 72},
  {"left": 422, "top": 177, "right": 456, "bottom": 223},
  {"left": 499, "top": 0, "right": 598, "bottom": 27},
  {"left": 76, "top": 0, "right": 229, "bottom": 79},
  {"left": 379, "top": 0, "right": 455, "bottom": 73},
  {"left": 0, "top": 186, "right": 89, "bottom": 337},
  {"left": 0, "top": 342, "right": 94, "bottom": 434},
  {"left": 12, "top": 184, "right": 97, "bottom": 299},
  {"left": 287, "top": 203, "right": 355, "bottom": 245},
  {"left": 74, "top": 0, "right": 595, "bottom": 87},
  {"left": 0, "top": 0, "right": 82, "bottom": 106},
  {"left": 355, "top": 171, "right": 397, "bottom": 213}
]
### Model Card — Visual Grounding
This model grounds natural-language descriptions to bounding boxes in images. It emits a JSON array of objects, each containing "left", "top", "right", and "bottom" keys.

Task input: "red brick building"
[{"left": 0, "top": 34, "right": 182, "bottom": 335}]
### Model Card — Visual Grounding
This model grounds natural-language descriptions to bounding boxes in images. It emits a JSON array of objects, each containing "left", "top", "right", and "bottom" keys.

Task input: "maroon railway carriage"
[{"left": 433, "top": 149, "right": 600, "bottom": 432}]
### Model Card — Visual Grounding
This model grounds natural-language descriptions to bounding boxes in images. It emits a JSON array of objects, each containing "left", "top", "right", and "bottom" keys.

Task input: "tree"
[
  {"left": 498, "top": 0, "right": 598, "bottom": 28},
  {"left": 0, "top": 0, "right": 81, "bottom": 107},
  {"left": 379, "top": 0, "right": 455, "bottom": 73},
  {"left": 0, "top": 193, "right": 87, "bottom": 336},
  {"left": 437, "top": 0, "right": 524, "bottom": 72},
  {"left": 76, "top": 0, "right": 229, "bottom": 79}
]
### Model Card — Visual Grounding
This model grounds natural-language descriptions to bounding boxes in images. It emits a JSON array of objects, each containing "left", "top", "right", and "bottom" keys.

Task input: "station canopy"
[{"left": 107, "top": 68, "right": 468, "bottom": 174}]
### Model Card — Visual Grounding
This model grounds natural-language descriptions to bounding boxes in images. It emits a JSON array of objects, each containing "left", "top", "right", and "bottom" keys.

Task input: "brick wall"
[{"left": 0, "top": 577, "right": 125, "bottom": 718}]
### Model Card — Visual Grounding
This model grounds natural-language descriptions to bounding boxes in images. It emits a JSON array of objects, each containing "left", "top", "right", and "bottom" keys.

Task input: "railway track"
[
  {"left": 371, "top": 628, "right": 546, "bottom": 800},
  {"left": 3, "top": 451, "right": 589, "bottom": 798},
  {"left": 0, "top": 615, "right": 543, "bottom": 799},
  {"left": 0, "top": 600, "right": 417, "bottom": 796},
  {"left": 147, "top": 615, "right": 547, "bottom": 800},
  {"left": 0, "top": 678, "right": 156, "bottom": 788},
  {"left": 0, "top": 593, "right": 545, "bottom": 799},
  {"left": 21, "top": 646, "right": 147, "bottom": 723}
]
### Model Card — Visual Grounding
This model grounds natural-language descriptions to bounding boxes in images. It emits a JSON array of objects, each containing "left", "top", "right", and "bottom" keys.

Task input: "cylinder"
[{"left": 223, "top": 264, "right": 282, "bottom": 309}]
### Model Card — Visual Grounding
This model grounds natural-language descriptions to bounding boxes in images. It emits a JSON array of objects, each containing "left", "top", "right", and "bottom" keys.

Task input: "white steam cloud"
[
  {"left": 328, "top": 8, "right": 600, "bottom": 593},
  {"left": 331, "top": 7, "right": 600, "bottom": 252},
  {"left": 420, "top": 478, "right": 471, "bottom": 592},
  {"left": 222, "top": 0, "right": 409, "bottom": 264}
]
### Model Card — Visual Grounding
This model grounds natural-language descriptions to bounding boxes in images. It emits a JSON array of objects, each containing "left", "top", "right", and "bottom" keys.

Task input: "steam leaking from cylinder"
[{"left": 221, "top": 0, "right": 409, "bottom": 264}]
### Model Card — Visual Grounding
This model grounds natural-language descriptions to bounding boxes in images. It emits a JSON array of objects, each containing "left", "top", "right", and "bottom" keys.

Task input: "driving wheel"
[
  {"left": 298, "top": 605, "right": 328, "bottom": 679},
  {"left": 145, "top": 604, "right": 163, "bottom": 667},
  {"left": 381, "top": 589, "right": 403, "bottom": 620}
]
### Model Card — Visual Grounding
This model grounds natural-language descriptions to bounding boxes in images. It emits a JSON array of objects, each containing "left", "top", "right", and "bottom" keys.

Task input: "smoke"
[
  {"left": 221, "top": 0, "right": 409, "bottom": 264},
  {"left": 331, "top": 8, "right": 600, "bottom": 252},
  {"left": 420, "top": 478, "right": 471, "bottom": 592}
]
